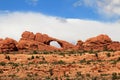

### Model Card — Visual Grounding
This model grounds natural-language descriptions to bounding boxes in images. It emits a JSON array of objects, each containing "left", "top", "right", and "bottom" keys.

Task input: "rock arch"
[{"left": 44, "top": 40, "right": 63, "bottom": 48}]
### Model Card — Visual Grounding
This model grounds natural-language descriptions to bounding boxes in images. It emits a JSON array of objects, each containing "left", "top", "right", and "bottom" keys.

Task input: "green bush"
[
  {"left": 0, "top": 69, "right": 3, "bottom": 74},
  {"left": 5, "top": 55, "right": 10, "bottom": 60},
  {"left": 36, "top": 56, "right": 40, "bottom": 59},
  {"left": 95, "top": 53, "right": 98, "bottom": 58},
  {"left": 112, "top": 72, "right": 118, "bottom": 80},
  {"left": 49, "top": 69, "right": 53, "bottom": 76},
  {"left": 8, "top": 62, "right": 19, "bottom": 67},
  {"left": 52, "top": 60, "right": 66, "bottom": 65},
  {"left": 0, "top": 62, "right": 6, "bottom": 66},
  {"left": 106, "top": 53, "right": 111, "bottom": 57},
  {"left": 39, "top": 61, "right": 48, "bottom": 64},
  {"left": 33, "top": 50, "right": 38, "bottom": 54},
  {"left": 80, "top": 59, "right": 86, "bottom": 64},
  {"left": 31, "top": 55, "right": 34, "bottom": 59}
]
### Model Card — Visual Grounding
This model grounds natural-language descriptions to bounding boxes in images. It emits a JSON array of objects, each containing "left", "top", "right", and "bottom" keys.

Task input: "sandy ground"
[{"left": 0, "top": 51, "right": 120, "bottom": 80}]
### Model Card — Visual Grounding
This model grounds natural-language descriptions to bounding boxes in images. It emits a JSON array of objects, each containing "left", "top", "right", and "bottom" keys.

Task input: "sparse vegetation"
[
  {"left": 106, "top": 52, "right": 111, "bottom": 57},
  {"left": 112, "top": 72, "right": 117, "bottom": 80},
  {"left": 52, "top": 60, "right": 66, "bottom": 65},
  {"left": 49, "top": 68, "right": 53, "bottom": 76},
  {"left": 0, "top": 50, "right": 119, "bottom": 79},
  {"left": 33, "top": 50, "right": 38, "bottom": 54},
  {"left": 0, "top": 62, "right": 6, "bottom": 66},
  {"left": 5, "top": 55, "right": 10, "bottom": 60},
  {"left": 95, "top": 53, "right": 98, "bottom": 58},
  {"left": 31, "top": 55, "right": 34, "bottom": 59}
]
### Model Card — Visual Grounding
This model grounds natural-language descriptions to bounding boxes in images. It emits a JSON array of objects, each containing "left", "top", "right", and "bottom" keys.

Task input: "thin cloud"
[
  {"left": 0, "top": 11, "right": 120, "bottom": 44},
  {"left": 25, "top": 0, "right": 39, "bottom": 6},
  {"left": 73, "top": 0, "right": 120, "bottom": 19}
]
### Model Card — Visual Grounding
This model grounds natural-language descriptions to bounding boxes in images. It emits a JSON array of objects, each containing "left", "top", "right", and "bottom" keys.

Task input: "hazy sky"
[{"left": 0, "top": 0, "right": 120, "bottom": 43}]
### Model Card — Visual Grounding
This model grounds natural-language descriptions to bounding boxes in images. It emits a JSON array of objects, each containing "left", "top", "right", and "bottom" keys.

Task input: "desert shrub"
[
  {"left": 86, "top": 60, "right": 94, "bottom": 64},
  {"left": 65, "top": 77, "right": 70, "bottom": 80},
  {"left": 27, "top": 73, "right": 33, "bottom": 77},
  {"left": 5, "top": 55, "right": 10, "bottom": 60},
  {"left": 27, "top": 58, "right": 31, "bottom": 60},
  {"left": 43, "top": 51, "right": 49, "bottom": 54},
  {"left": 31, "top": 55, "right": 34, "bottom": 59},
  {"left": 8, "top": 74, "right": 17, "bottom": 78},
  {"left": 36, "top": 56, "right": 40, "bottom": 59},
  {"left": 80, "top": 59, "right": 86, "bottom": 64},
  {"left": 0, "top": 62, "right": 6, "bottom": 66},
  {"left": 0, "top": 69, "right": 3, "bottom": 74},
  {"left": 8, "top": 62, "right": 19, "bottom": 67},
  {"left": 52, "top": 60, "right": 66, "bottom": 65},
  {"left": 117, "top": 57, "right": 120, "bottom": 61},
  {"left": 12, "top": 63, "right": 19, "bottom": 67},
  {"left": 106, "top": 53, "right": 111, "bottom": 57},
  {"left": 33, "top": 50, "right": 38, "bottom": 54},
  {"left": 39, "top": 61, "right": 48, "bottom": 64},
  {"left": 86, "top": 73, "right": 90, "bottom": 77},
  {"left": 95, "top": 53, "right": 98, "bottom": 58},
  {"left": 92, "top": 76, "right": 97, "bottom": 80},
  {"left": 42, "top": 56, "right": 45, "bottom": 61},
  {"left": 45, "top": 76, "right": 51, "bottom": 80},
  {"left": 28, "top": 62, "right": 34, "bottom": 65},
  {"left": 69, "top": 50, "right": 76, "bottom": 54},
  {"left": 101, "top": 74, "right": 109, "bottom": 76},
  {"left": 54, "top": 77, "right": 58, "bottom": 80},
  {"left": 110, "top": 60, "right": 117, "bottom": 64},
  {"left": 112, "top": 73, "right": 117, "bottom": 80},
  {"left": 49, "top": 69, "right": 53, "bottom": 76},
  {"left": 72, "top": 61, "right": 75, "bottom": 64},
  {"left": 76, "top": 72, "right": 82, "bottom": 77},
  {"left": 59, "top": 53, "right": 65, "bottom": 57},
  {"left": 89, "top": 50, "right": 94, "bottom": 54}
]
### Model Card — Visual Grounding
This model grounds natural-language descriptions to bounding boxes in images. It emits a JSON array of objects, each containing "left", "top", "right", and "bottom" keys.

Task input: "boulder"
[
  {"left": 0, "top": 38, "right": 18, "bottom": 52},
  {"left": 76, "top": 34, "right": 113, "bottom": 51},
  {"left": 21, "top": 31, "right": 35, "bottom": 40},
  {"left": 85, "top": 34, "right": 112, "bottom": 44}
]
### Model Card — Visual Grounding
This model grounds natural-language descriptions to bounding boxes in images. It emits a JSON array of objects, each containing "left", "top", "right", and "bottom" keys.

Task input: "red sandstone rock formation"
[
  {"left": 75, "top": 40, "right": 83, "bottom": 50},
  {"left": 17, "top": 31, "right": 75, "bottom": 51},
  {"left": 0, "top": 38, "right": 18, "bottom": 52},
  {"left": 76, "top": 34, "right": 120, "bottom": 51},
  {"left": 85, "top": 34, "right": 112, "bottom": 43},
  {"left": 0, "top": 31, "right": 120, "bottom": 52},
  {"left": 83, "top": 34, "right": 112, "bottom": 51},
  {"left": 107, "top": 41, "right": 120, "bottom": 51}
]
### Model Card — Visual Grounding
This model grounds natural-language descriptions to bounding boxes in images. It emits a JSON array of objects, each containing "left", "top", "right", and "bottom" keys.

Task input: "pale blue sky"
[
  {"left": 0, "top": 0, "right": 120, "bottom": 43},
  {"left": 0, "top": 0, "right": 120, "bottom": 22}
]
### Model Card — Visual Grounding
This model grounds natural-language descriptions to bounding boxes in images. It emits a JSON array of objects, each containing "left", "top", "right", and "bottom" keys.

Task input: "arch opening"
[{"left": 49, "top": 41, "right": 62, "bottom": 48}]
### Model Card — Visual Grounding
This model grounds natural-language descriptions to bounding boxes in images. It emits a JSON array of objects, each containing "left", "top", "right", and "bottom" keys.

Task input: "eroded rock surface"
[
  {"left": 17, "top": 31, "right": 75, "bottom": 51},
  {"left": 0, "top": 31, "right": 120, "bottom": 52},
  {"left": 0, "top": 38, "right": 18, "bottom": 52},
  {"left": 76, "top": 34, "right": 120, "bottom": 51}
]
